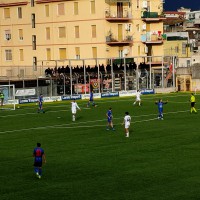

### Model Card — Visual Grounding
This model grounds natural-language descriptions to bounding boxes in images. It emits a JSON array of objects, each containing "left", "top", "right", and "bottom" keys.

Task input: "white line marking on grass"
[
  {"left": 53, "top": 118, "right": 159, "bottom": 130},
  {"left": 0, "top": 109, "right": 193, "bottom": 134},
  {"left": 0, "top": 107, "right": 90, "bottom": 118}
]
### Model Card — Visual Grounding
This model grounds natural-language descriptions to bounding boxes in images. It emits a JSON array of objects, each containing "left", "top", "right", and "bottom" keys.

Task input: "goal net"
[{"left": 0, "top": 84, "right": 16, "bottom": 110}]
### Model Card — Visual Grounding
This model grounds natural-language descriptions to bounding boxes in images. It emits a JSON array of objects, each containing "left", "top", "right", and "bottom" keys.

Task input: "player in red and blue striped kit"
[{"left": 33, "top": 143, "right": 46, "bottom": 179}]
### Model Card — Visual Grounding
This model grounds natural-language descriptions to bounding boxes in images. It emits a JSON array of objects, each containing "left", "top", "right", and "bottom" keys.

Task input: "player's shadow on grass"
[{"left": 76, "top": 115, "right": 83, "bottom": 120}]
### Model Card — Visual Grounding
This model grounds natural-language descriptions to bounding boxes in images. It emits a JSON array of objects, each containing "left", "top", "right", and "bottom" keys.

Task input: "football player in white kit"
[
  {"left": 122, "top": 112, "right": 131, "bottom": 137},
  {"left": 71, "top": 99, "right": 81, "bottom": 121},
  {"left": 133, "top": 90, "right": 141, "bottom": 106}
]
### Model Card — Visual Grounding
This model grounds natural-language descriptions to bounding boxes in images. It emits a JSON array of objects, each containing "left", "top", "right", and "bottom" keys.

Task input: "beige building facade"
[{"left": 0, "top": 0, "right": 165, "bottom": 77}]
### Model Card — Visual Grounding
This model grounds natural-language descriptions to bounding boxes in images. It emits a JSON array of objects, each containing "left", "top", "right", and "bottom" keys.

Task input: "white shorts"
[
  {"left": 136, "top": 97, "right": 141, "bottom": 101},
  {"left": 72, "top": 109, "right": 76, "bottom": 114},
  {"left": 125, "top": 124, "right": 130, "bottom": 129}
]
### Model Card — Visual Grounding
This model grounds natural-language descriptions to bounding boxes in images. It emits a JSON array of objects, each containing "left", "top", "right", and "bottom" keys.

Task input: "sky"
[{"left": 164, "top": 0, "right": 200, "bottom": 11}]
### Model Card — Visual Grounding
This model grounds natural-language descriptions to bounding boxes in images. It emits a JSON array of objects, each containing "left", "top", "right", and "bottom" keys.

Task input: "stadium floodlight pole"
[
  {"left": 124, "top": 57, "right": 127, "bottom": 91},
  {"left": 111, "top": 58, "right": 114, "bottom": 92},
  {"left": 50, "top": 76, "right": 53, "bottom": 97},
  {"left": 83, "top": 59, "right": 87, "bottom": 95},
  {"left": 145, "top": 69, "right": 148, "bottom": 89},
  {"left": 172, "top": 56, "right": 176, "bottom": 91},
  {"left": 87, "top": 72, "right": 90, "bottom": 94},
  {"left": 152, "top": 69, "right": 155, "bottom": 89},
  {"left": 97, "top": 59, "right": 100, "bottom": 94},
  {"left": 61, "top": 73, "right": 66, "bottom": 96},
  {"left": 161, "top": 56, "right": 164, "bottom": 88},
  {"left": 136, "top": 57, "right": 139, "bottom": 90},
  {"left": 69, "top": 60, "right": 73, "bottom": 97},
  {"left": 36, "top": 77, "right": 39, "bottom": 96},
  {"left": 149, "top": 57, "right": 152, "bottom": 89},
  {"left": 99, "top": 71, "right": 103, "bottom": 93}
]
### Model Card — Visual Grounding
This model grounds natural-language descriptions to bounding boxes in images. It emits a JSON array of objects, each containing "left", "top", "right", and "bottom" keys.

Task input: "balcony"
[
  {"left": 105, "top": 10, "right": 132, "bottom": 21},
  {"left": 142, "top": 11, "right": 166, "bottom": 22},
  {"left": 141, "top": 32, "right": 163, "bottom": 44},
  {"left": 105, "top": 0, "right": 131, "bottom": 3},
  {"left": 106, "top": 35, "right": 133, "bottom": 46},
  {"left": 145, "top": 57, "right": 167, "bottom": 65},
  {"left": 36, "top": 0, "right": 73, "bottom": 3}
]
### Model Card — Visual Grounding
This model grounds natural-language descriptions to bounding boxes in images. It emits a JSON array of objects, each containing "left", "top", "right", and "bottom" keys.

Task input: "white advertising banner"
[
  {"left": 43, "top": 96, "right": 62, "bottom": 102},
  {"left": 82, "top": 93, "right": 101, "bottom": 100},
  {"left": 119, "top": 90, "right": 137, "bottom": 97},
  {"left": 15, "top": 89, "right": 36, "bottom": 96}
]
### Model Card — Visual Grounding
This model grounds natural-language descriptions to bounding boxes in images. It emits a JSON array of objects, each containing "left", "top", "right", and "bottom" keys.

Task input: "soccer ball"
[{"left": 17, "top": 106, "right": 20, "bottom": 109}]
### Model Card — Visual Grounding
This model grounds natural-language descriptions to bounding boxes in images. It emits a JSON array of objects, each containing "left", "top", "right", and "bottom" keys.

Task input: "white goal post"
[{"left": 0, "top": 84, "right": 16, "bottom": 110}]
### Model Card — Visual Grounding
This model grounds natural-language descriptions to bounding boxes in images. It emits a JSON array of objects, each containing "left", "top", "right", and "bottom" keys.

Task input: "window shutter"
[
  {"left": 59, "top": 48, "right": 66, "bottom": 60},
  {"left": 58, "top": 3, "right": 65, "bottom": 15}
]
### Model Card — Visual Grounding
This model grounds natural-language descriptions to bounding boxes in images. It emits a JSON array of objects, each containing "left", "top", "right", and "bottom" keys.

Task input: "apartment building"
[{"left": 0, "top": 0, "right": 165, "bottom": 77}]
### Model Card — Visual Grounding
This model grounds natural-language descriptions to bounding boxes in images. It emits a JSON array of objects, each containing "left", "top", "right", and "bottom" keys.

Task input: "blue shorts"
[
  {"left": 107, "top": 117, "right": 112, "bottom": 123},
  {"left": 34, "top": 161, "right": 42, "bottom": 167},
  {"left": 158, "top": 109, "right": 163, "bottom": 113},
  {"left": 39, "top": 103, "right": 43, "bottom": 109}
]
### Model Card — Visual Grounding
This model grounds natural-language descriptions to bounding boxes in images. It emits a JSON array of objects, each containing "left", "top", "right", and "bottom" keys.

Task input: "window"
[
  {"left": 45, "top": 5, "right": 49, "bottom": 17},
  {"left": 91, "top": 1, "right": 95, "bottom": 14},
  {"left": 18, "top": 7, "right": 22, "bottom": 18},
  {"left": 138, "top": 45, "right": 140, "bottom": 55},
  {"left": 46, "top": 48, "right": 51, "bottom": 60},
  {"left": 175, "top": 46, "right": 179, "bottom": 53},
  {"left": 59, "top": 48, "right": 66, "bottom": 60},
  {"left": 33, "top": 57, "right": 37, "bottom": 69},
  {"left": 92, "top": 47, "right": 97, "bottom": 58},
  {"left": 46, "top": 27, "right": 50, "bottom": 40},
  {"left": 19, "top": 29, "right": 23, "bottom": 40},
  {"left": 59, "top": 27, "right": 66, "bottom": 38},
  {"left": 75, "top": 26, "right": 79, "bottom": 38},
  {"left": 137, "top": 24, "right": 140, "bottom": 32},
  {"left": 31, "top": 0, "right": 35, "bottom": 7},
  {"left": 19, "top": 49, "right": 24, "bottom": 61},
  {"left": 5, "top": 50, "right": 12, "bottom": 61},
  {"left": 187, "top": 60, "right": 190, "bottom": 67},
  {"left": 4, "top": 8, "right": 10, "bottom": 19},
  {"left": 91, "top": 25, "right": 96, "bottom": 38},
  {"left": 137, "top": 0, "right": 139, "bottom": 8},
  {"left": 119, "top": 47, "right": 123, "bottom": 57},
  {"left": 32, "top": 14, "right": 35, "bottom": 28},
  {"left": 75, "top": 47, "right": 80, "bottom": 59},
  {"left": 182, "top": 43, "right": 186, "bottom": 54},
  {"left": 74, "top": 2, "right": 78, "bottom": 15},
  {"left": 147, "top": 1, "right": 150, "bottom": 12},
  {"left": 32, "top": 35, "right": 36, "bottom": 50},
  {"left": 5, "top": 30, "right": 11, "bottom": 40},
  {"left": 58, "top": 3, "right": 65, "bottom": 15}
]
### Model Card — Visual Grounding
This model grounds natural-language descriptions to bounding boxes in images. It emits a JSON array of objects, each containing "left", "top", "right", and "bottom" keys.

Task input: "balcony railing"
[
  {"left": 105, "top": 0, "right": 131, "bottom": 3},
  {"left": 105, "top": 10, "right": 132, "bottom": 21},
  {"left": 106, "top": 35, "right": 133, "bottom": 45},
  {"left": 142, "top": 11, "right": 165, "bottom": 21},
  {"left": 141, "top": 32, "right": 163, "bottom": 44}
]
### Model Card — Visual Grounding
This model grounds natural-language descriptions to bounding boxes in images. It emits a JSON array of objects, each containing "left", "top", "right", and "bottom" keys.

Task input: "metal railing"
[{"left": 0, "top": 56, "right": 177, "bottom": 97}]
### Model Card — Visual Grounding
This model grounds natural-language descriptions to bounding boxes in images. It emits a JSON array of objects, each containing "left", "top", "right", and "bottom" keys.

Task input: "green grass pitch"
[{"left": 0, "top": 93, "right": 200, "bottom": 200}]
